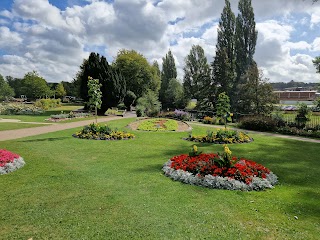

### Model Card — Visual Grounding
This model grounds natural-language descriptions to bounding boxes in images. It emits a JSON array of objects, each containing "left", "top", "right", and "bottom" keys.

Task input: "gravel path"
[{"left": 0, "top": 113, "right": 136, "bottom": 141}]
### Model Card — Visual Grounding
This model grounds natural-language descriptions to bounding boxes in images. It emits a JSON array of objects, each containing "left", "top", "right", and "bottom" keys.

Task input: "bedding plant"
[
  {"left": 0, "top": 149, "right": 25, "bottom": 175},
  {"left": 186, "top": 128, "right": 252, "bottom": 144},
  {"left": 73, "top": 122, "right": 135, "bottom": 140},
  {"left": 137, "top": 118, "right": 178, "bottom": 131},
  {"left": 163, "top": 144, "right": 277, "bottom": 191}
]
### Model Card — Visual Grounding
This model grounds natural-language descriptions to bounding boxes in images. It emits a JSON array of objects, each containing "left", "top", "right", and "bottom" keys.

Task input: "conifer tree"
[
  {"left": 212, "top": 0, "right": 236, "bottom": 99},
  {"left": 160, "top": 50, "right": 177, "bottom": 108},
  {"left": 183, "top": 45, "right": 211, "bottom": 106}
]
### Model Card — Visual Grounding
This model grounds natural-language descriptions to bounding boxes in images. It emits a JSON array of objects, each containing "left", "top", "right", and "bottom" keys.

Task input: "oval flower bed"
[
  {"left": 137, "top": 118, "right": 178, "bottom": 131},
  {"left": 73, "top": 123, "right": 135, "bottom": 140},
  {"left": 186, "top": 128, "right": 253, "bottom": 144},
  {"left": 162, "top": 145, "right": 277, "bottom": 191},
  {"left": 0, "top": 149, "right": 25, "bottom": 175}
]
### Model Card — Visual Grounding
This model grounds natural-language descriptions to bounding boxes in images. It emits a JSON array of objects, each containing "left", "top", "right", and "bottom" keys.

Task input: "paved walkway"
[
  {"left": 190, "top": 122, "right": 320, "bottom": 144},
  {"left": 0, "top": 113, "right": 136, "bottom": 141},
  {"left": 1, "top": 116, "right": 319, "bottom": 143}
]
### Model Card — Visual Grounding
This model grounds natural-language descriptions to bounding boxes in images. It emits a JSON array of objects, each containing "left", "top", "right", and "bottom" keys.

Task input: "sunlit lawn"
[
  {"left": 1, "top": 118, "right": 319, "bottom": 239},
  {"left": 0, "top": 122, "right": 47, "bottom": 131}
]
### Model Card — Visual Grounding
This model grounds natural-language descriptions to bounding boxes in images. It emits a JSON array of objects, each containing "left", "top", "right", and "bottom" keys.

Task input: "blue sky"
[{"left": 0, "top": 0, "right": 319, "bottom": 83}]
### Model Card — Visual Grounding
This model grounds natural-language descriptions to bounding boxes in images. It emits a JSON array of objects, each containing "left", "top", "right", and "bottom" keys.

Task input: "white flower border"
[
  {"left": 162, "top": 160, "right": 278, "bottom": 191},
  {"left": 0, "top": 157, "right": 25, "bottom": 175}
]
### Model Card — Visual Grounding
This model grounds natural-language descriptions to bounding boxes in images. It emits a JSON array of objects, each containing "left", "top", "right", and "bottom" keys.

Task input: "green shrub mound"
[
  {"left": 186, "top": 129, "right": 253, "bottom": 144},
  {"left": 137, "top": 118, "right": 178, "bottom": 131},
  {"left": 73, "top": 123, "right": 135, "bottom": 140}
]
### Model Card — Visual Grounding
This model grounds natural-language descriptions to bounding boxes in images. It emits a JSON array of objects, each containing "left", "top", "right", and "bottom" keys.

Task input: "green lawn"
[
  {"left": 0, "top": 122, "right": 48, "bottom": 131},
  {"left": 0, "top": 105, "right": 97, "bottom": 129},
  {"left": 1, "top": 118, "right": 319, "bottom": 239}
]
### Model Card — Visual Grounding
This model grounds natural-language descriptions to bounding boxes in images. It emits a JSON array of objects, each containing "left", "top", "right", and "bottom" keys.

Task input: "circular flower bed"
[
  {"left": 73, "top": 123, "right": 135, "bottom": 140},
  {"left": 137, "top": 118, "right": 178, "bottom": 131},
  {"left": 162, "top": 145, "right": 277, "bottom": 191},
  {"left": 185, "top": 128, "right": 253, "bottom": 144},
  {"left": 0, "top": 149, "right": 25, "bottom": 175}
]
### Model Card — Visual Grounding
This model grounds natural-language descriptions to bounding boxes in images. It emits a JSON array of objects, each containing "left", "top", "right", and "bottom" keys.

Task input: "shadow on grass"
[{"left": 18, "top": 137, "right": 69, "bottom": 142}]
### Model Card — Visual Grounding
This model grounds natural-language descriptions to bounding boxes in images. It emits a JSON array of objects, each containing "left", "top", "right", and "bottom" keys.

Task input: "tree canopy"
[
  {"left": 114, "top": 49, "right": 159, "bottom": 98},
  {"left": 0, "top": 74, "right": 15, "bottom": 100}
]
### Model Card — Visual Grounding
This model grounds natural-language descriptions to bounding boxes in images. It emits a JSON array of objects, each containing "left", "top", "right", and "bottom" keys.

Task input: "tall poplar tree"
[
  {"left": 234, "top": 0, "right": 258, "bottom": 112},
  {"left": 212, "top": 0, "right": 236, "bottom": 98},
  {"left": 160, "top": 50, "right": 177, "bottom": 108},
  {"left": 183, "top": 45, "right": 211, "bottom": 105},
  {"left": 235, "top": 0, "right": 258, "bottom": 82}
]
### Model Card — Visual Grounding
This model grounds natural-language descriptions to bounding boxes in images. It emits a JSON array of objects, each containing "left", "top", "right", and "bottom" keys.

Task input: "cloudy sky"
[{"left": 0, "top": 0, "right": 319, "bottom": 83}]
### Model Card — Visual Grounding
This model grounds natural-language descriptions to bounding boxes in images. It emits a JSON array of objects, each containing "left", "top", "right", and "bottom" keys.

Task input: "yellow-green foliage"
[
  {"left": 137, "top": 118, "right": 178, "bottom": 131},
  {"left": 188, "top": 129, "right": 252, "bottom": 143},
  {"left": 35, "top": 98, "right": 61, "bottom": 110}
]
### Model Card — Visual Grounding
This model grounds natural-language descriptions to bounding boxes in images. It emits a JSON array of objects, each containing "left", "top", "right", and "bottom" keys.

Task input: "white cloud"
[
  {"left": 0, "top": 0, "right": 319, "bottom": 83},
  {"left": 0, "top": 27, "right": 23, "bottom": 48}
]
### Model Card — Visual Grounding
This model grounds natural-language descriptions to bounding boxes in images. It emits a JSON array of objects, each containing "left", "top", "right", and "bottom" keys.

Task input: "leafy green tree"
[
  {"left": 212, "top": 0, "right": 236, "bottom": 98},
  {"left": 114, "top": 49, "right": 159, "bottom": 98},
  {"left": 295, "top": 103, "right": 311, "bottom": 129},
  {"left": 216, "top": 92, "right": 231, "bottom": 129},
  {"left": 164, "top": 78, "right": 185, "bottom": 109},
  {"left": 150, "top": 60, "right": 161, "bottom": 94},
  {"left": 88, "top": 77, "right": 102, "bottom": 123},
  {"left": 55, "top": 82, "right": 66, "bottom": 98},
  {"left": 22, "top": 71, "right": 51, "bottom": 99},
  {"left": 76, "top": 52, "right": 126, "bottom": 113},
  {"left": 6, "top": 76, "right": 24, "bottom": 97},
  {"left": 160, "top": 50, "right": 177, "bottom": 108},
  {"left": 0, "top": 74, "right": 15, "bottom": 100},
  {"left": 136, "top": 90, "right": 161, "bottom": 117},
  {"left": 238, "top": 63, "right": 276, "bottom": 115},
  {"left": 313, "top": 56, "right": 320, "bottom": 73},
  {"left": 183, "top": 45, "right": 211, "bottom": 106}
]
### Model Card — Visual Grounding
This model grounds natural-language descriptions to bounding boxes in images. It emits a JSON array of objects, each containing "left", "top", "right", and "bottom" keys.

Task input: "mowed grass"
[
  {"left": 1, "top": 118, "right": 319, "bottom": 239},
  {"left": 0, "top": 122, "right": 48, "bottom": 131},
  {"left": 0, "top": 104, "right": 96, "bottom": 128}
]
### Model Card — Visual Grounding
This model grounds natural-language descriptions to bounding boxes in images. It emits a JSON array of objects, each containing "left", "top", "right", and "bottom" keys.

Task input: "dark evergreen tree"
[
  {"left": 75, "top": 52, "right": 126, "bottom": 113},
  {"left": 183, "top": 45, "right": 211, "bottom": 106},
  {"left": 160, "top": 50, "right": 177, "bottom": 108},
  {"left": 212, "top": 0, "right": 235, "bottom": 99}
]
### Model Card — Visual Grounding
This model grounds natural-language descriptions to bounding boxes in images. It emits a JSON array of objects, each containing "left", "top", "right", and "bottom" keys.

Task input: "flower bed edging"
[
  {"left": 0, "top": 149, "right": 25, "bottom": 175},
  {"left": 162, "top": 160, "right": 278, "bottom": 191}
]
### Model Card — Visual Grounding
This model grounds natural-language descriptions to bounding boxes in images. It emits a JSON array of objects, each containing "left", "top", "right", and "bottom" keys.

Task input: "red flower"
[{"left": 169, "top": 153, "right": 271, "bottom": 185}]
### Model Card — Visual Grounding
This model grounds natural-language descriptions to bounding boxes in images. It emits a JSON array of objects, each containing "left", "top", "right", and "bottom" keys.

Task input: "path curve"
[{"left": 0, "top": 112, "right": 136, "bottom": 141}]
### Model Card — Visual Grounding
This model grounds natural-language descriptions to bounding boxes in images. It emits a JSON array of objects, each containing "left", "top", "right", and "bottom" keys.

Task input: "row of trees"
[
  {"left": 74, "top": 0, "right": 276, "bottom": 116},
  {"left": 0, "top": 71, "right": 72, "bottom": 101}
]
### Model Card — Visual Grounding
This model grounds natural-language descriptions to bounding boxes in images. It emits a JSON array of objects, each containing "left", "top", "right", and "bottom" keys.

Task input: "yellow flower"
[
  {"left": 224, "top": 144, "right": 232, "bottom": 156},
  {"left": 193, "top": 145, "right": 198, "bottom": 152}
]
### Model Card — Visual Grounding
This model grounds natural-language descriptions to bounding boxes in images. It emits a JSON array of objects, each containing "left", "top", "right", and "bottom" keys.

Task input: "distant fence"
[{"left": 283, "top": 115, "right": 320, "bottom": 128}]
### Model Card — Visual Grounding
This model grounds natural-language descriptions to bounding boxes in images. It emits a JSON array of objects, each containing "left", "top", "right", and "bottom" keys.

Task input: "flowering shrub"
[
  {"left": 174, "top": 109, "right": 191, "bottom": 121},
  {"left": 137, "top": 118, "right": 178, "bottom": 131},
  {"left": 186, "top": 129, "right": 252, "bottom": 144},
  {"left": 73, "top": 123, "right": 135, "bottom": 140},
  {"left": 162, "top": 145, "right": 278, "bottom": 191},
  {"left": 48, "top": 112, "right": 91, "bottom": 121},
  {"left": 0, "top": 149, "right": 25, "bottom": 175},
  {"left": 0, "top": 103, "right": 43, "bottom": 115},
  {"left": 203, "top": 116, "right": 216, "bottom": 124}
]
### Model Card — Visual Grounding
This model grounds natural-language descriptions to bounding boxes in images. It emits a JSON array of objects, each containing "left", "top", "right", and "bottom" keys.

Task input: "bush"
[
  {"left": 203, "top": 116, "right": 216, "bottom": 124},
  {"left": 34, "top": 98, "right": 61, "bottom": 110},
  {"left": 0, "top": 103, "right": 43, "bottom": 115},
  {"left": 73, "top": 123, "right": 135, "bottom": 140},
  {"left": 186, "top": 129, "right": 252, "bottom": 144},
  {"left": 239, "top": 115, "right": 278, "bottom": 132}
]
